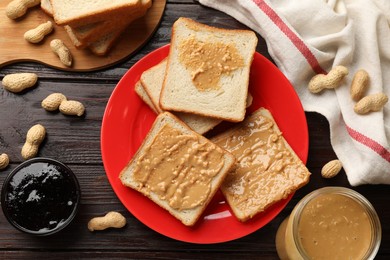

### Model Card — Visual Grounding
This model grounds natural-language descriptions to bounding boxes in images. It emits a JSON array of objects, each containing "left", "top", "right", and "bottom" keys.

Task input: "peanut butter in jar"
[{"left": 275, "top": 187, "right": 381, "bottom": 260}]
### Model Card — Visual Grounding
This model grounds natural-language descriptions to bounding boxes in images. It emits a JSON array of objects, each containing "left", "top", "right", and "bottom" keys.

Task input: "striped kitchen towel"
[{"left": 199, "top": 0, "right": 390, "bottom": 186}]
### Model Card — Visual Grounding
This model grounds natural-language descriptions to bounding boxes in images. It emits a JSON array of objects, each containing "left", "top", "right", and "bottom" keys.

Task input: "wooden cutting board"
[{"left": 0, "top": 0, "right": 166, "bottom": 71}]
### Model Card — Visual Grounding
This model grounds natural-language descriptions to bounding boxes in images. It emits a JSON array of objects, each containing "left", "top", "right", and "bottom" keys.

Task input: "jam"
[{"left": 1, "top": 158, "right": 80, "bottom": 235}]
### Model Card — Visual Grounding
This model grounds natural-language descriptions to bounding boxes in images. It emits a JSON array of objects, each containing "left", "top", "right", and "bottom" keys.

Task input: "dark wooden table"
[{"left": 0, "top": 1, "right": 389, "bottom": 259}]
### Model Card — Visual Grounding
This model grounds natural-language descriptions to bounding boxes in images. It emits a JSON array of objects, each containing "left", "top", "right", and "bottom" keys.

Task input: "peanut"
[
  {"left": 0, "top": 153, "right": 10, "bottom": 170},
  {"left": 21, "top": 124, "right": 46, "bottom": 160},
  {"left": 24, "top": 21, "right": 54, "bottom": 44},
  {"left": 2, "top": 73, "right": 38, "bottom": 93},
  {"left": 321, "top": 159, "right": 343, "bottom": 179},
  {"left": 88, "top": 211, "right": 126, "bottom": 231},
  {"left": 59, "top": 100, "right": 85, "bottom": 116},
  {"left": 6, "top": 0, "right": 41, "bottom": 19},
  {"left": 350, "top": 69, "right": 369, "bottom": 101},
  {"left": 308, "top": 65, "right": 349, "bottom": 93},
  {"left": 50, "top": 39, "right": 73, "bottom": 67},
  {"left": 41, "top": 93, "right": 67, "bottom": 111},
  {"left": 42, "top": 93, "right": 85, "bottom": 116},
  {"left": 354, "top": 92, "right": 388, "bottom": 114}
]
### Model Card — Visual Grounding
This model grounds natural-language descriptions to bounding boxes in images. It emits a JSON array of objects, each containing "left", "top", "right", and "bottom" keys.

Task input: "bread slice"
[
  {"left": 67, "top": 0, "right": 152, "bottom": 45},
  {"left": 41, "top": 0, "right": 53, "bottom": 15},
  {"left": 140, "top": 59, "right": 166, "bottom": 114},
  {"left": 88, "top": 26, "right": 128, "bottom": 55},
  {"left": 85, "top": 0, "right": 150, "bottom": 56},
  {"left": 120, "top": 112, "right": 236, "bottom": 226},
  {"left": 45, "top": 0, "right": 151, "bottom": 54},
  {"left": 140, "top": 59, "right": 222, "bottom": 135},
  {"left": 160, "top": 17, "right": 258, "bottom": 122},
  {"left": 63, "top": 21, "right": 128, "bottom": 55},
  {"left": 63, "top": 22, "right": 128, "bottom": 55},
  {"left": 139, "top": 59, "right": 254, "bottom": 134},
  {"left": 68, "top": 18, "right": 125, "bottom": 44},
  {"left": 64, "top": 26, "right": 87, "bottom": 49},
  {"left": 49, "top": 0, "right": 141, "bottom": 26},
  {"left": 211, "top": 108, "right": 311, "bottom": 222},
  {"left": 134, "top": 81, "right": 158, "bottom": 113},
  {"left": 43, "top": 0, "right": 123, "bottom": 46},
  {"left": 42, "top": 0, "right": 128, "bottom": 52}
]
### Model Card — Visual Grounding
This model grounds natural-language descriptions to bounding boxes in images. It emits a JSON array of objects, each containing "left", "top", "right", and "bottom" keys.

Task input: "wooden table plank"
[{"left": 0, "top": 1, "right": 389, "bottom": 259}]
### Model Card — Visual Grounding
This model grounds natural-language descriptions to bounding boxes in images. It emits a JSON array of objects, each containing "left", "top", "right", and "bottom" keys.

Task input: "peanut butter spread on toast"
[
  {"left": 133, "top": 125, "right": 225, "bottom": 210},
  {"left": 178, "top": 36, "right": 244, "bottom": 91},
  {"left": 212, "top": 110, "right": 310, "bottom": 220}
]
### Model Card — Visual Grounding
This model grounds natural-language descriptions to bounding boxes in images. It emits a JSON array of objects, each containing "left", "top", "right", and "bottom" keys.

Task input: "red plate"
[{"left": 101, "top": 45, "right": 308, "bottom": 244}]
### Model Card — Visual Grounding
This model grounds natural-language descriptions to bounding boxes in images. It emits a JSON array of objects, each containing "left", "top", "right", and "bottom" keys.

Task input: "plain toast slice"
[
  {"left": 140, "top": 59, "right": 222, "bottom": 135},
  {"left": 120, "top": 112, "right": 236, "bottom": 226}
]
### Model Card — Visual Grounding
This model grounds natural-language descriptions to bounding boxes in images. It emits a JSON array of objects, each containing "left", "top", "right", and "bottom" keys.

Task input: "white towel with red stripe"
[{"left": 199, "top": 0, "right": 390, "bottom": 186}]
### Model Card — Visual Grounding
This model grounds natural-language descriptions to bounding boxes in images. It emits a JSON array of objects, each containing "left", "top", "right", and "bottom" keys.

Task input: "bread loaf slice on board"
[
  {"left": 45, "top": 0, "right": 151, "bottom": 54},
  {"left": 64, "top": 22, "right": 128, "bottom": 55},
  {"left": 140, "top": 59, "right": 166, "bottom": 114},
  {"left": 119, "top": 112, "right": 236, "bottom": 226},
  {"left": 41, "top": 0, "right": 53, "bottom": 15},
  {"left": 43, "top": 0, "right": 132, "bottom": 44},
  {"left": 67, "top": 0, "right": 152, "bottom": 45},
  {"left": 140, "top": 59, "right": 222, "bottom": 135},
  {"left": 211, "top": 108, "right": 311, "bottom": 222},
  {"left": 49, "top": 0, "right": 141, "bottom": 26},
  {"left": 64, "top": 21, "right": 126, "bottom": 49},
  {"left": 85, "top": 0, "right": 150, "bottom": 56},
  {"left": 160, "top": 17, "right": 258, "bottom": 122},
  {"left": 63, "top": 22, "right": 127, "bottom": 55}
]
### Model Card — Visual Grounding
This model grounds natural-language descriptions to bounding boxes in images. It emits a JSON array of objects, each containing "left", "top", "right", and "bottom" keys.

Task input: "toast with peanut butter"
[
  {"left": 119, "top": 112, "right": 236, "bottom": 226},
  {"left": 211, "top": 108, "right": 311, "bottom": 222},
  {"left": 159, "top": 17, "right": 258, "bottom": 122}
]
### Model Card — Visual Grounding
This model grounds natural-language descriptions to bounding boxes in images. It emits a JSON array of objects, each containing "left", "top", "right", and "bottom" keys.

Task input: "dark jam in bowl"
[{"left": 1, "top": 158, "right": 80, "bottom": 236}]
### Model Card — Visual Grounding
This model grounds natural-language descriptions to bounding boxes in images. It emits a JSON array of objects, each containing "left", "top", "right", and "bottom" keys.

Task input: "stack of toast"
[
  {"left": 120, "top": 17, "right": 311, "bottom": 226},
  {"left": 41, "top": 0, "right": 152, "bottom": 55}
]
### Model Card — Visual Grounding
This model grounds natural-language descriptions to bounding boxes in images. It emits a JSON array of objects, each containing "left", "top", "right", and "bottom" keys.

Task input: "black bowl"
[{"left": 1, "top": 157, "right": 81, "bottom": 236}]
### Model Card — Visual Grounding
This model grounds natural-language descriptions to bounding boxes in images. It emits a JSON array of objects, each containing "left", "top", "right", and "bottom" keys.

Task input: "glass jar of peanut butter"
[{"left": 275, "top": 187, "right": 381, "bottom": 260}]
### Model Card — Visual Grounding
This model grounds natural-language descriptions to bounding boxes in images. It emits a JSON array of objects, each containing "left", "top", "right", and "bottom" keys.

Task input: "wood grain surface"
[
  {"left": 0, "top": 1, "right": 389, "bottom": 259},
  {"left": 0, "top": 0, "right": 166, "bottom": 71}
]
